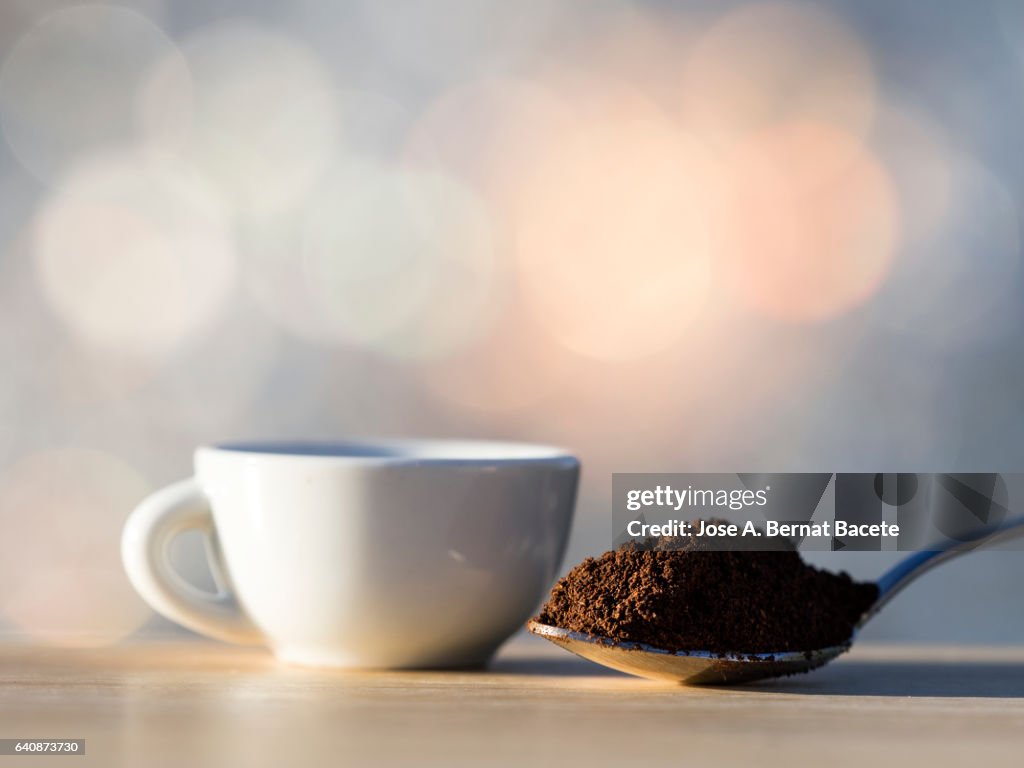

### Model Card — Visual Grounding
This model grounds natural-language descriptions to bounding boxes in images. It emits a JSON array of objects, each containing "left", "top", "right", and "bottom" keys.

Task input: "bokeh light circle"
[
  {"left": 514, "top": 97, "right": 719, "bottom": 360},
  {"left": 299, "top": 160, "right": 499, "bottom": 358},
  {"left": 720, "top": 122, "right": 899, "bottom": 323},
  {"left": 0, "top": 5, "right": 187, "bottom": 185},
  {"left": 870, "top": 106, "right": 954, "bottom": 247},
  {"left": 0, "top": 448, "right": 152, "bottom": 645},
  {"left": 681, "top": 2, "right": 877, "bottom": 147},
  {"left": 550, "top": 5, "right": 698, "bottom": 109},
  {"left": 356, "top": 0, "right": 571, "bottom": 83},
  {"left": 33, "top": 150, "right": 236, "bottom": 358},
  {"left": 405, "top": 77, "right": 576, "bottom": 213},
  {"left": 872, "top": 154, "right": 1021, "bottom": 345},
  {"left": 332, "top": 89, "right": 415, "bottom": 162},
  {"left": 168, "top": 21, "right": 341, "bottom": 215}
]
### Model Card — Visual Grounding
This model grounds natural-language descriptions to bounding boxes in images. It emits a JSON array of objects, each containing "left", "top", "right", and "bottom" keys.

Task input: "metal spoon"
[{"left": 528, "top": 518, "right": 1024, "bottom": 685}]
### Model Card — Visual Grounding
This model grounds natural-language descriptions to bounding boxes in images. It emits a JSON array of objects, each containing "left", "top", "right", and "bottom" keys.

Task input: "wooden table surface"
[{"left": 1, "top": 638, "right": 1023, "bottom": 767}]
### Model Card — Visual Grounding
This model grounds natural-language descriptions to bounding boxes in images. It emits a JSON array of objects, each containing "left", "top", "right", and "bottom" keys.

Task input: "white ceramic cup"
[{"left": 122, "top": 440, "right": 579, "bottom": 668}]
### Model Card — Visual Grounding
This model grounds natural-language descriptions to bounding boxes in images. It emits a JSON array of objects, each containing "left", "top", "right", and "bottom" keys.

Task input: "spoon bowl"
[
  {"left": 529, "top": 517, "right": 1024, "bottom": 685},
  {"left": 527, "top": 620, "right": 848, "bottom": 684}
]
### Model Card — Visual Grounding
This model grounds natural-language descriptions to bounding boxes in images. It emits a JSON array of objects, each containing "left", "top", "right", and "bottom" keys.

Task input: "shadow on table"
[
  {"left": 489, "top": 656, "right": 626, "bottom": 678},
  {"left": 751, "top": 660, "right": 1024, "bottom": 698}
]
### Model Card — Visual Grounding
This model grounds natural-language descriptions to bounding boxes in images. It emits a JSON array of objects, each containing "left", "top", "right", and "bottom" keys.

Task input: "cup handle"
[{"left": 121, "top": 478, "right": 262, "bottom": 645}]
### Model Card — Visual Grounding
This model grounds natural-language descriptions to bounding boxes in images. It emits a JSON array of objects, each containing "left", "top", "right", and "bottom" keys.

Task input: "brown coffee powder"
[{"left": 536, "top": 521, "right": 877, "bottom": 653}]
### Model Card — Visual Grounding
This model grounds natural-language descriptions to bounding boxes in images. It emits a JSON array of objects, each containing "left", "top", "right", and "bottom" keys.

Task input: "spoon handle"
[{"left": 859, "top": 516, "right": 1024, "bottom": 628}]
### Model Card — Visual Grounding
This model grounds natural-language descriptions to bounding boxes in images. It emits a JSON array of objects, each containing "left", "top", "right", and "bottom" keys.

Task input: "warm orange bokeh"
[
  {"left": 680, "top": 2, "right": 877, "bottom": 148},
  {"left": 0, "top": 449, "right": 152, "bottom": 645},
  {"left": 512, "top": 86, "right": 722, "bottom": 360},
  {"left": 718, "top": 122, "right": 899, "bottom": 322}
]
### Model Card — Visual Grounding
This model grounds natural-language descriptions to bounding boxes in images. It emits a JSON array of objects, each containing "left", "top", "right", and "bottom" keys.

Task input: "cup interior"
[{"left": 210, "top": 439, "right": 575, "bottom": 464}]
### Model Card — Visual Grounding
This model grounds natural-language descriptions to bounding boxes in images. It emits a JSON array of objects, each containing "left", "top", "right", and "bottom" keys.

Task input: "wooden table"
[{"left": 1, "top": 638, "right": 1022, "bottom": 767}]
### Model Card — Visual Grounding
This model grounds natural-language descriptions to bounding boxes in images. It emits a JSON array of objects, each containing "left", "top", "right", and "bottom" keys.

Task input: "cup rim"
[{"left": 198, "top": 438, "right": 579, "bottom": 468}]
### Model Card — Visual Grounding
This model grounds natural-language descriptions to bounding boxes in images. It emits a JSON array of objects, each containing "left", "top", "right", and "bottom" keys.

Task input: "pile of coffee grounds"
[{"left": 536, "top": 521, "right": 877, "bottom": 653}]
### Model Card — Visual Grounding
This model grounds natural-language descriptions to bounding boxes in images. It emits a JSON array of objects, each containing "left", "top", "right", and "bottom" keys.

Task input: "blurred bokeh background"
[{"left": 0, "top": 0, "right": 1022, "bottom": 647}]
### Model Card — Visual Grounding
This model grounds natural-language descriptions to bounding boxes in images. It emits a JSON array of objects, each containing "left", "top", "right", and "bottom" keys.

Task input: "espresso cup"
[{"left": 122, "top": 440, "right": 579, "bottom": 668}]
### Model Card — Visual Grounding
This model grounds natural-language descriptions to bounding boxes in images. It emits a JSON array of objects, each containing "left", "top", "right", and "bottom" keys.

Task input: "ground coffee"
[{"left": 536, "top": 521, "right": 878, "bottom": 653}]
